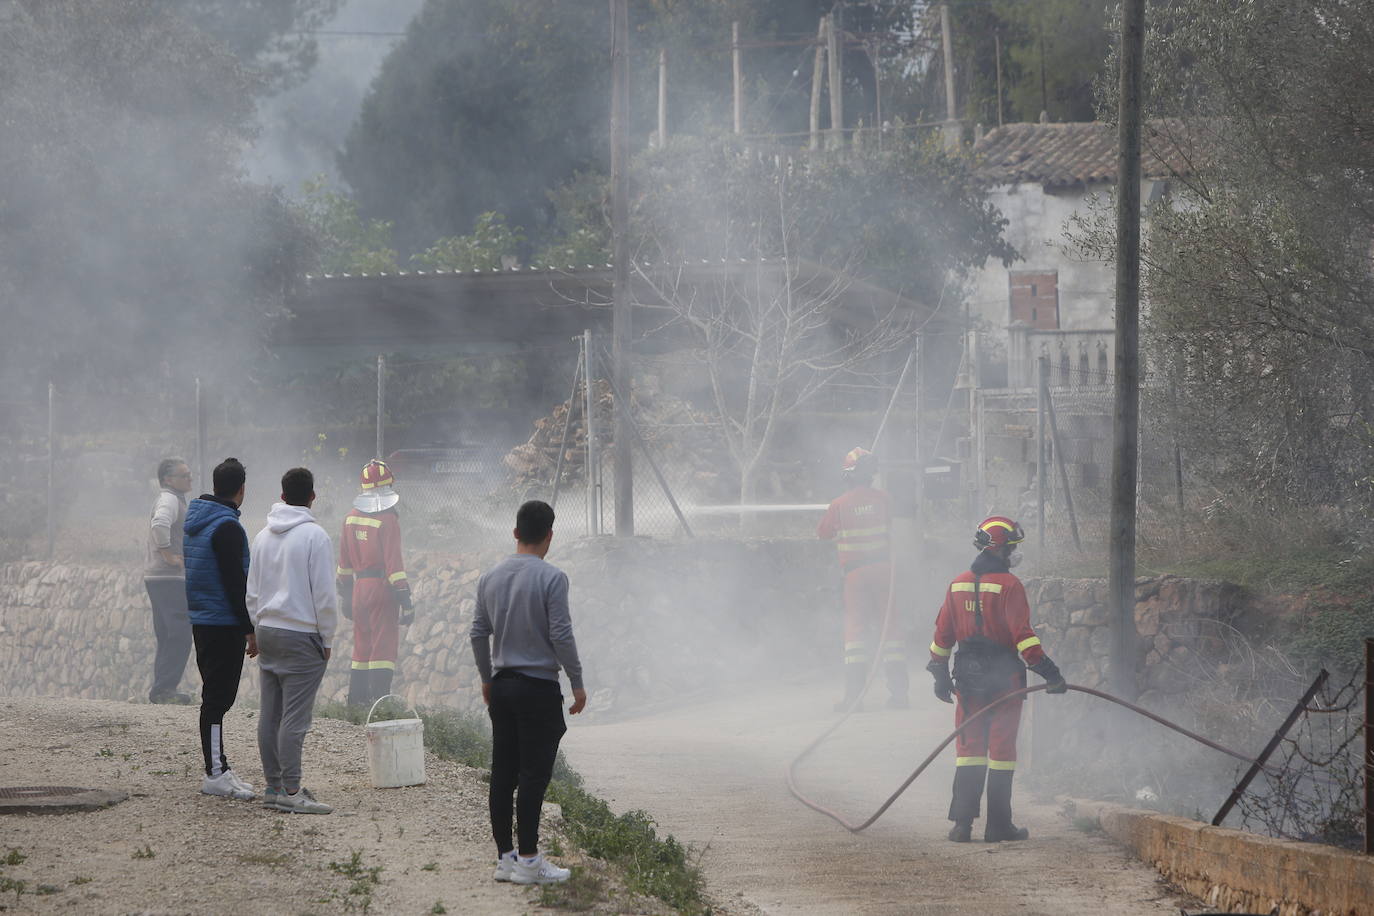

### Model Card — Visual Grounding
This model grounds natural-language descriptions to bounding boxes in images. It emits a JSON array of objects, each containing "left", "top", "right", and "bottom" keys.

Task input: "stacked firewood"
[{"left": 502, "top": 380, "right": 730, "bottom": 496}]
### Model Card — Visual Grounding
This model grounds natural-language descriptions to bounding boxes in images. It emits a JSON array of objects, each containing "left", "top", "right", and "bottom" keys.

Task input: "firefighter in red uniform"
[
  {"left": 338, "top": 460, "right": 413, "bottom": 708},
  {"left": 927, "top": 516, "right": 1066, "bottom": 842},
  {"left": 817, "top": 447, "right": 907, "bottom": 711}
]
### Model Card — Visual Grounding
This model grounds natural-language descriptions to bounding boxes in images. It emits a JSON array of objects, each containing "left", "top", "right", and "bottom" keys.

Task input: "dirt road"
[
  {"left": 563, "top": 676, "right": 1204, "bottom": 916},
  {"left": 0, "top": 697, "right": 661, "bottom": 915}
]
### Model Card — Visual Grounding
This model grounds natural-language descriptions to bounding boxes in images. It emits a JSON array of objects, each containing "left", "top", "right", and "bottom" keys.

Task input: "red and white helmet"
[
  {"left": 974, "top": 516, "right": 1024, "bottom": 551},
  {"left": 354, "top": 459, "right": 399, "bottom": 513},
  {"left": 842, "top": 446, "right": 875, "bottom": 475}
]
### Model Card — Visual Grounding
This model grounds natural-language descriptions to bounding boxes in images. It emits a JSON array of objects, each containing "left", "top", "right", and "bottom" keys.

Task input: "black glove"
[
  {"left": 340, "top": 589, "right": 353, "bottom": 621},
  {"left": 1029, "top": 657, "right": 1068, "bottom": 694},
  {"left": 397, "top": 589, "right": 414, "bottom": 626},
  {"left": 926, "top": 659, "right": 955, "bottom": 704}
]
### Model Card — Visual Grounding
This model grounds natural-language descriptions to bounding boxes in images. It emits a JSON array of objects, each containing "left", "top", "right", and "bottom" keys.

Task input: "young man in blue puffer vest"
[{"left": 183, "top": 457, "right": 258, "bottom": 800}]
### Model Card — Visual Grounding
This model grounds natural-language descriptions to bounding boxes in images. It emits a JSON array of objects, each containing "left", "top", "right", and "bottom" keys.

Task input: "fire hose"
[{"left": 786, "top": 680, "right": 1284, "bottom": 833}]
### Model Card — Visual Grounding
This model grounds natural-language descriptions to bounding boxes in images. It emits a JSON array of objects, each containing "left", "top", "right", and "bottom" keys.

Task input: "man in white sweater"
[{"left": 246, "top": 467, "right": 338, "bottom": 815}]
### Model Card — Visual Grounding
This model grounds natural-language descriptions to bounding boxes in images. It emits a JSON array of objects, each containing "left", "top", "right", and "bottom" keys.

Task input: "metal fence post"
[
  {"left": 46, "top": 381, "right": 55, "bottom": 560},
  {"left": 583, "top": 330, "right": 599, "bottom": 536},
  {"left": 1365, "top": 638, "right": 1372, "bottom": 854},
  {"left": 375, "top": 354, "right": 386, "bottom": 461},
  {"left": 195, "top": 378, "right": 207, "bottom": 491},
  {"left": 1037, "top": 357, "right": 1048, "bottom": 548}
]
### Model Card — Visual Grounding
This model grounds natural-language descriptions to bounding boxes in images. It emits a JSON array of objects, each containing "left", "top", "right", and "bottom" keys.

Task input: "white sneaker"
[
  {"left": 511, "top": 853, "right": 570, "bottom": 885},
  {"left": 493, "top": 851, "right": 517, "bottom": 882},
  {"left": 225, "top": 770, "right": 256, "bottom": 798},
  {"left": 201, "top": 770, "right": 254, "bottom": 800},
  {"left": 275, "top": 787, "right": 333, "bottom": 815}
]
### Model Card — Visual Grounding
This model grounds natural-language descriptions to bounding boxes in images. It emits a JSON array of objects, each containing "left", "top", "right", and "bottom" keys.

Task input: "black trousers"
[
  {"left": 144, "top": 577, "right": 192, "bottom": 701},
  {"left": 488, "top": 672, "right": 567, "bottom": 856},
  {"left": 193, "top": 624, "right": 246, "bottom": 777}
]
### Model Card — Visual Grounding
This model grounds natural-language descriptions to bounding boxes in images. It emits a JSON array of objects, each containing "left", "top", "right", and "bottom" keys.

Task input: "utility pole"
[
  {"left": 732, "top": 21, "right": 743, "bottom": 135},
  {"left": 995, "top": 31, "right": 1004, "bottom": 128},
  {"left": 375, "top": 354, "right": 386, "bottom": 460},
  {"left": 809, "top": 15, "right": 826, "bottom": 151},
  {"left": 658, "top": 48, "right": 668, "bottom": 147},
  {"left": 940, "top": 4, "right": 960, "bottom": 150},
  {"left": 826, "top": 11, "right": 842, "bottom": 148},
  {"left": 1109, "top": 0, "right": 1145, "bottom": 701},
  {"left": 610, "top": 0, "right": 634, "bottom": 536}
]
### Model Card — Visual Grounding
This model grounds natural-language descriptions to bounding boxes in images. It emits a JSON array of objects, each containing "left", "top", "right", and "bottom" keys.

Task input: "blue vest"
[{"left": 183, "top": 497, "right": 249, "bottom": 627}]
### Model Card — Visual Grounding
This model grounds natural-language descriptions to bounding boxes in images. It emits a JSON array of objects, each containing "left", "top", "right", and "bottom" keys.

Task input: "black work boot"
[
  {"left": 884, "top": 660, "right": 909, "bottom": 709},
  {"left": 347, "top": 669, "right": 371, "bottom": 709},
  {"left": 372, "top": 668, "right": 395, "bottom": 705},
  {"left": 834, "top": 664, "right": 867, "bottom": 712},
  {"left": 947, "top": 764, "right": 987, "bottom": 841},
  {"left": 983, "top": 768, "right": 1030, "bottom": 842}
]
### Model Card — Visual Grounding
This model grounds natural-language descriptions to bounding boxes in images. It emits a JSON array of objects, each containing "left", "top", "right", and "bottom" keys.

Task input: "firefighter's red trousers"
[
  {"left": 842, "top": 562, "right": 901, "bottom": 665},
  {"left": 350, "top": 580, "right": 399, "bottom": 672},
  {"left": 954, "top": 688, "right": 1023, "bottom": 768}
]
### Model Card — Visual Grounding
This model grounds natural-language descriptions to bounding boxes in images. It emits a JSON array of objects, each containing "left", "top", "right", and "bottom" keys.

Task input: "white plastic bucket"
[{"left": 365, "top": 695, "right": 427, "bottom": 788}]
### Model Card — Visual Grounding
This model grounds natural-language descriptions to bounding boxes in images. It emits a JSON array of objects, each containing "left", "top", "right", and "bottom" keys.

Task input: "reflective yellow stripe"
[
  {"left": 930, "top": 642, "right": 951, "bottom": 657},
  {"left": 955, "top": 756, "right": 988, "bottom": 767},
  {"left": 988, "top": 759, "right": 1017, "bottom": 771},
  {"left": 350, "top": 660, "right": 396, "bottom": 670},
  {"left": 951, "top": 582, "right": 1005, "bottom": 594},
  {"left": 844, "top": 641, "right": 865, "bottom": 651},
  {"left": 388, "top": 571, "right": 408, "bottom": 584},
  {"left": 838, "top": 525, "right": 888, "bottom": 538},
  {"left": 346, "top": 516, "right": 383, "bottom": 528},
  {"left": 336, "top": 566, "right": 353, "bottom": 576},
  {"left": 1016, "top": 636, "right": 1042, "bottom": 653},
  {"left": 837, "top": 542, "right": 887, "bottom": 551}
]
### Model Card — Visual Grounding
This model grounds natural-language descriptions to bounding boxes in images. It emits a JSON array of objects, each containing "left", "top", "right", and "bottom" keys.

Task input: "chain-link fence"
[{"left": 970, "top": 359, "right": 1189, "bottom": 566}]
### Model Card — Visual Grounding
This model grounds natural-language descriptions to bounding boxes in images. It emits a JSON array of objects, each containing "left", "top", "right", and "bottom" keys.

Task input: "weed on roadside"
[
  {"left": 2, "top": 850, "right": 24, "bottom": 867},
  {"left": 429, "top": 901, "right": 447, "bottom": 914},
  {"left": 131, "top": 845, "right": 155, "bottom": 860},
  {"left": 328, "top": 849, "right": 383, "bottom": 913},
  {"left": 539, "top": 869, "right": 607, "bottom": 911},
  {"left": 1071, "top": 816, "right": 1103, "bottom": 835}
]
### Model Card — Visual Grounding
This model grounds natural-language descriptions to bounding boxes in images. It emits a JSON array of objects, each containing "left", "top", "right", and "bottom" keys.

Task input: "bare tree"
[{"left": 632, "top": 181, "right": 914, "bottom": 506}]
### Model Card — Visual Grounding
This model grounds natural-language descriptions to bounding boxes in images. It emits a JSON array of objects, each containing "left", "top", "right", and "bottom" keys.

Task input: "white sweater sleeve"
[
  {"left": 311, "top": 528, "right": 339, "bottom": 649},
  {"left": 245, "top": 532, "right": 262, "bottom": 626}
]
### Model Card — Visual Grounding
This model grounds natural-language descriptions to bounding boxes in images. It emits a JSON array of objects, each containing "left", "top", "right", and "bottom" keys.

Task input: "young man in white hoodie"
[{"left": 246, "top": 467, "right": 338, "bottom": 815}]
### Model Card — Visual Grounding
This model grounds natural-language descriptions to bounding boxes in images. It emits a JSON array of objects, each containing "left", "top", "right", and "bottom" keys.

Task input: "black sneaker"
[
  {"left": 150, "top": 692, "right": 193, "bottom": 705},
  {"left": 984, "top": 823, "right": 1029, "bottom": 842},
  {"left": 947, "top": 821, "right": 973, "bottom": 842}
]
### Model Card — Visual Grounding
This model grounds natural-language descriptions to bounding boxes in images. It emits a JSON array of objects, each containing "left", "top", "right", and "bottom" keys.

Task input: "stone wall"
[
  {"left": 1025, "top": 575, "right": 1253, "bottom": 706},
  {"left": 0, "top": 537, "right": 839, "bottom": 715},
  {"left": 1069, "top": 798, "right": 1374, "bottom": 916}
]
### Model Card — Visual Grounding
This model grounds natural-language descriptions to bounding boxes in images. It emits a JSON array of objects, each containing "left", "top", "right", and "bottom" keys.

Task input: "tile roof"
[{"left": 973, "top": 119, "right": 1200, "bottom": 188}]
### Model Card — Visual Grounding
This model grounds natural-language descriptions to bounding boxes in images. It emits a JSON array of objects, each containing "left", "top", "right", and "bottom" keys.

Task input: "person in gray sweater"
[
  {"left": 145, "top": 457, "right": 193, "bottom": 703},
  {"left": 470, "top": 500, "right": 586, "bottom": 886}
]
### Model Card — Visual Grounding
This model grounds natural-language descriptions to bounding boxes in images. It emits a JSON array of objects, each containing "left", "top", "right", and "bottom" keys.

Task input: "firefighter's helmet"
[
  {"left": 974, "top": 516, "right": 1024, "bottom": 552},
  {"left": 354, "top": 459, "right": 399, "bottom": 513},
  {"left": 842, "top": 446, "right": 875, "bottom": 477}
]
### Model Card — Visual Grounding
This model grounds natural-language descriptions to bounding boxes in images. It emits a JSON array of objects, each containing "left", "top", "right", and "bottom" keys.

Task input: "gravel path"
[
  {"left": 0, "top": 697, "right": 566, "bottom": 915},
  {"left": 563, "top": 676, "right": 1210, "bottom": 916}
]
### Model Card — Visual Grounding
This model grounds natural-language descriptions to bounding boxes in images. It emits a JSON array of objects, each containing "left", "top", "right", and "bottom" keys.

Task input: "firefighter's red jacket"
[
  {"left": 929, "top": 569, "right": 1045, "bottom": 667},
  {"left": 336, "top": 509, "right": 409, "bottom": 601},
  {"left": 817, "top": 485, "right": 890, "bottom": 572}
]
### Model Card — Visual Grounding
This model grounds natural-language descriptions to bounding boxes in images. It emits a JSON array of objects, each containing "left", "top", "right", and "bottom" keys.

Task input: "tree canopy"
[
  {"left": 1130, "top": 0, "right": 1374, "bottom": 513},
  {"left": 338, "top": 0, "right": 921, "bottom": 256},
  {"left": 157, "top": 0, "right": 344, "bottom": 92},
  {"left": 0, "top": 0, "right": 314, "bottom": 395}
]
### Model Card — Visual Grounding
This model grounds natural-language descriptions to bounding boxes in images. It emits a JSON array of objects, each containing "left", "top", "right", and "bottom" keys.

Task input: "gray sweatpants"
[{"left": 256, "top": 626, "right": 328, "bottom": 793}]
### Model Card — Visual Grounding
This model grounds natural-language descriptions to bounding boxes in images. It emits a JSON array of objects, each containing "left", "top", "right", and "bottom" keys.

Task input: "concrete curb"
[{"left": 1063, "top": 798, "right": 1372, "bottom": 915}]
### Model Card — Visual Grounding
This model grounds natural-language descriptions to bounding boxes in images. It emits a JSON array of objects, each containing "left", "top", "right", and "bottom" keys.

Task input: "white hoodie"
[{"left": 246, "top": 502, "right": 338, "bottom": 648}]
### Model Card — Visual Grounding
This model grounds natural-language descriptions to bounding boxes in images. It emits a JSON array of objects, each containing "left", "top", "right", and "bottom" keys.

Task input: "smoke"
[{"left": 245, "top": 0, "right": 425, "bottom": 191}]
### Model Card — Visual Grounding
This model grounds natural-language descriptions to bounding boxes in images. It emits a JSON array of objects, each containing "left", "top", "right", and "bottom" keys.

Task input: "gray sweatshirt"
[
  {"left": 145, "top": 487, "right": 187, "bottom": 578},
  {"left": 470, "top": 553, "right": 583, "bottom": 690}
]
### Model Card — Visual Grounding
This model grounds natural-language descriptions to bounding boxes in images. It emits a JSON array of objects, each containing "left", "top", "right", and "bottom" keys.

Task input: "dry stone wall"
[
  {"left": 0, "top": 537, "right": 840, "bottom": 715},
  {"left": 1024, "top": 575, "right": 1253, "bottom": 707}
]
